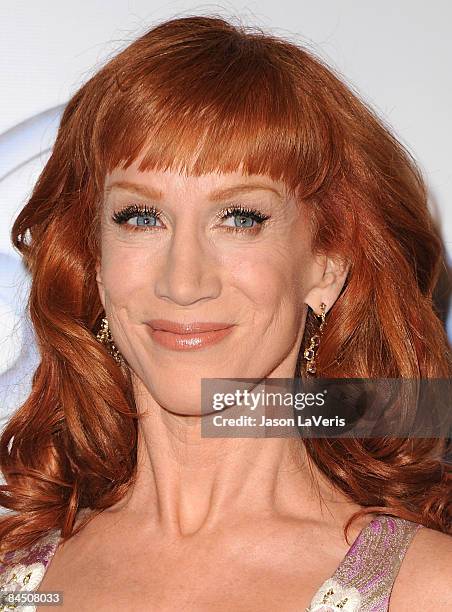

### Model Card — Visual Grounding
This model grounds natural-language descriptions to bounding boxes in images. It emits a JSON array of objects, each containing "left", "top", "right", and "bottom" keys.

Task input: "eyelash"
[{"left": 111, "top": 204, "right": 271, "bottom": 234}]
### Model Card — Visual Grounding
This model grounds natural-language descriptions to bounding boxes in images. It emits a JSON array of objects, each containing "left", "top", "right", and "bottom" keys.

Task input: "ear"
[
  {"left": 95, "top": 258, "right": 106, "bottom": 310},
  {"left": 304, "top": 254, "right": 349, "bottom": 315}
]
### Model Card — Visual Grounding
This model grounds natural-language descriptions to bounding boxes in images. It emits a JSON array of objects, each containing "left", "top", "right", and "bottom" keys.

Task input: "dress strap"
[
  {"left": 307, "top": 514, "right": 423, "bottom": 611},
  {"left": 0, "top": 508, "right": 92, "bottom": 610},
  {"left": 0, "top": 528, "right": 61, "bottom": 610}
]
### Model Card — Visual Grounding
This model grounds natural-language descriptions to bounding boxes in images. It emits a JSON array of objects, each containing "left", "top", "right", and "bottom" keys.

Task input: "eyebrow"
[{"left": 104, "top": 180, "right": 284, "bottom": 202}]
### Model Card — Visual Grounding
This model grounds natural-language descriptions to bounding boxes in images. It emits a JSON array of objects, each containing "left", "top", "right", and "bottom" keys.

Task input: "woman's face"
[{"left": 96, "top": 160, "right": 340, "bottom": 415}]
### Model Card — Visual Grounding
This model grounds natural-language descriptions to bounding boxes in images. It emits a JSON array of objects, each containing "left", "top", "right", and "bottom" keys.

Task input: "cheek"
[
  {"left": 224, "top": 241, "right": 309, "bottom": 306},
  {"left": 98, "top": 239, "right": 151, "bottom": 306}
]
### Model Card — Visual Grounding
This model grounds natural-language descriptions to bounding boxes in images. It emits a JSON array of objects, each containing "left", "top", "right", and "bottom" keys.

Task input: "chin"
[
  {"left": 142, "top": 376, "right": 206, "bottom": 413},
  {"left": 153, "top": 392, "right": 207, "bottom": 417},
  {"left": 146, "top": 361, "right": 248, "bottom": 385}
]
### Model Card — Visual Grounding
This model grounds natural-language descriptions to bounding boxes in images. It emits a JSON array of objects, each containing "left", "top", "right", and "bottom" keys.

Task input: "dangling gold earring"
[
  {"left": 303, "top": 302, "right": 327, "bottom": 375},
  {"left": 96, "top": 316, "right": 124, "bottom": 366}
]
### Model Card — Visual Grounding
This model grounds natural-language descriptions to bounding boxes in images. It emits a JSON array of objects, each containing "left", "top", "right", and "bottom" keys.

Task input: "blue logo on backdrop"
[{"left": 0, "top": 106, "right": 64, "bottom": 426}]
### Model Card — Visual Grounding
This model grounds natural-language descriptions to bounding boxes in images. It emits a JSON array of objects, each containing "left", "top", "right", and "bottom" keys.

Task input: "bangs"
[{"left": 86, "top": 26, "right": 346, "bottom": 201}]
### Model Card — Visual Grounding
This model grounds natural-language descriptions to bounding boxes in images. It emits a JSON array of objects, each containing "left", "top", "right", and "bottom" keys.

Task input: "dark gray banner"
[{"left": 200, "top": 378, "right": 452, "bottom": 438}]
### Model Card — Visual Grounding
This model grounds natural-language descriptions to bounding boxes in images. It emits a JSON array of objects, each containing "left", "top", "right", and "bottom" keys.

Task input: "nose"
[{"left": 154, "top": 225, "right": 222, "bottom": 307}]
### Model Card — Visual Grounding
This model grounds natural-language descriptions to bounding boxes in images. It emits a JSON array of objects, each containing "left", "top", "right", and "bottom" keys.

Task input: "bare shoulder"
[{"left": 389, "top": 524, "right": 452, "bottom": 611}]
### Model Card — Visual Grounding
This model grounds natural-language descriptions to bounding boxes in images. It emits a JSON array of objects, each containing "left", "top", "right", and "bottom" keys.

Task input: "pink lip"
[
  {"left": 146, "top": 319, "right": 235, "bottom": 351},
  {"left": 147, "top": 319, "right": 233, "bottom": 334}
]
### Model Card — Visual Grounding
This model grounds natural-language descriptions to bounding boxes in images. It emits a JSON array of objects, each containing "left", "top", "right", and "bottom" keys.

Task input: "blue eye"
[
  {"left": 133, "top": 215, "right": 159, "bottom": 227},
  {"left": 218, "top": 206, "right": 270, "bottom": 231},
  {"left": 112, "top": 204, "right": 162, "bottom": 230},
  {"left": 228, "top": 214, "right": 255, "bottom": 228}
]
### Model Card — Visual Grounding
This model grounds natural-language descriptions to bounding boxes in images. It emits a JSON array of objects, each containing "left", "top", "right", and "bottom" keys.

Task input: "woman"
[{"left": 0, "top": 14, "right": 451, "bottom": 612}]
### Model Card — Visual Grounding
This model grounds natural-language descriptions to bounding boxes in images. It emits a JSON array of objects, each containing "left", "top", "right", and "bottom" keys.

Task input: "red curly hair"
[{"left": 1, "top": 14, "right": 451, "bottom": 559}]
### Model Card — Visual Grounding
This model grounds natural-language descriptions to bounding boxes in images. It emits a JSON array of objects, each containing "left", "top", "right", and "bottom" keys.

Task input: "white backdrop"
[{"left": 1, "top": 1, "right": 451, "bottom": 424}]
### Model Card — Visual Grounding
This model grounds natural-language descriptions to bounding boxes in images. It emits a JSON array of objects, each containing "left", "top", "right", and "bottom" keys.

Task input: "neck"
[{"left": 108, "top": 375, "right": 349, "bottom": 540}]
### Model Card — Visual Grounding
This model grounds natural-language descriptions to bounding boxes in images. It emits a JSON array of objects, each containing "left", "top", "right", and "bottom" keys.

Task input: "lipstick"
[{"left": 146, "top": 319, "right": 235, "bottom": 351}]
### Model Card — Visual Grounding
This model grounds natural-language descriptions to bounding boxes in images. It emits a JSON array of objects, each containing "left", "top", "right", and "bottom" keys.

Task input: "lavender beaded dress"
[{"left": 0, "top": 513, "right": 422, "bottom": 612}]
